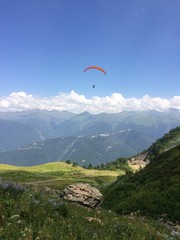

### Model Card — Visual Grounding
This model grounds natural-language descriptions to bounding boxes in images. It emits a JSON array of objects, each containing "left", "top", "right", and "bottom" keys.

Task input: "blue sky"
[{"left": 0, "top": 0, "right": 180, "bottom": 112}]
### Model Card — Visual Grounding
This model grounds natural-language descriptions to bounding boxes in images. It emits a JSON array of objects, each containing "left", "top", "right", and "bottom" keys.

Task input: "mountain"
[
  {"left": 0, "top": 129, "right": 154, "bottom": 166},
  {"left": 102, "top": 128, "right": 180, "bottom": 222},
  {"left": 0, "top": 109, "right": 180, "bottom": 166},
  {"left": 0, "top": 110, "right": 75, "bottom": 151},
  {"left": 0, "top": 109, "right": 180, "bottom": 152},
  {"left": 51, "top": 109, "right": 180, "bottom": 138},
  {"left": 0, "top": 119, "right": 42, "bottom": 152}
]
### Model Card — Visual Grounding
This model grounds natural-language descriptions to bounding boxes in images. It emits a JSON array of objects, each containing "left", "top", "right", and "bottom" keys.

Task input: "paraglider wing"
[{"left": 84, "top": 66, "right": 106, "bottom": 75}]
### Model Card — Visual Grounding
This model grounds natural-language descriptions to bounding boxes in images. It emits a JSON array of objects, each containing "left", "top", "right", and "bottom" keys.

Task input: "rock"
[{"left": 63, "top": 183, "right": 103, "bottom": 208}]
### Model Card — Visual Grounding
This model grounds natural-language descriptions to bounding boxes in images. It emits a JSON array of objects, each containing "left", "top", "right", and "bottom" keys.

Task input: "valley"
[{"left": 0, "top": 109, "right": 180, "bottom": 166}]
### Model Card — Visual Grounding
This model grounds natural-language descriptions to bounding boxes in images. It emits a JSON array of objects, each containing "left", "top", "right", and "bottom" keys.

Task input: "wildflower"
[
  {"left": 171, "top": 230, "right": 180, "bottom": 237},
  {"left": 0, "top": 181, "right": 26, "bottom": 193},
  {"left": 32, "top": 198, "right": 40, "bottom": 205},
  {"left": 10, "top": 214, "right": 20, "bottom": 220},
  {"left": 85, "top": 217, "right": 103, "bottom": 225},
  {"left": 92, "top": 233, "right": 98, "bottom": 239}
]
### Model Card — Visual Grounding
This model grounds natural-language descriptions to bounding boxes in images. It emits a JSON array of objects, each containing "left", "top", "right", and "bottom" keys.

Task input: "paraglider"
[
  {"left": 84, "top": 66, "right": 106, "bottom": 75},
  {"left": 84, "top": 66, "right": 106, "bottom": 88}
]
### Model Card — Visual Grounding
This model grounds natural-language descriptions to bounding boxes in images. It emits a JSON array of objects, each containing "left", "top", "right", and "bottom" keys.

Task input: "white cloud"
[{"left": 0, "top": 91, "right": 180, "bottom": 113}]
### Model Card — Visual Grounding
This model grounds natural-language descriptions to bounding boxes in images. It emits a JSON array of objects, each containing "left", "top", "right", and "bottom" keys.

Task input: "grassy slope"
[
  {"left": 0, "top": 162, "right": 123, "bottom": 190},
  {"left": 0, "top": 162, "right": 176, "bottom": 240},
  {"left": 1, "top": 188, "right": 173, "bottom": 240},
  {"left": 148, "top": 126, "right": 180, "bottom": 161},
  {"left": 102, "top": 145, "right": 180, "bottom": 222}
]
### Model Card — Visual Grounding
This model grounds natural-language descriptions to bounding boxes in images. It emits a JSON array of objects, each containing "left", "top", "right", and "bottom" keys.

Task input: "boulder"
[{"left": 63, "top": 183, "right": 103, "bottom": 208}]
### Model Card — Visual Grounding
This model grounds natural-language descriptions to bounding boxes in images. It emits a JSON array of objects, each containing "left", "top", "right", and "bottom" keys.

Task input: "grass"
[
  {"left": 102, "top": 145, "right": 180, "bottom": 223},
  {"left": 0, "top": 186, "right": 176, "bottom": 240},
  {"left": 0, "top": 161, "right": 179, "bottom": 239},
  {"left": 0, "top": 162, "right": 122, "bottom": 190}
]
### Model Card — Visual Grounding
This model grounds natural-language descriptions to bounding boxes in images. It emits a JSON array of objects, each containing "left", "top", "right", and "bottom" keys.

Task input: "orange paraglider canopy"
[{"left": 84, "top": 66, "right": 106, "bottom": 75}]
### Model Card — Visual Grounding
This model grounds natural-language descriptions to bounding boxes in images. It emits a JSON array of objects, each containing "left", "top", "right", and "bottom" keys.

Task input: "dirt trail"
[{"left": 24, "top": 178, "right": 61, "bottom": 185}]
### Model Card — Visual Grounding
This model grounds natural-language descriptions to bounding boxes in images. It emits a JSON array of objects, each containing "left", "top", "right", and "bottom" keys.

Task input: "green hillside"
[
  {"left": 102, "top": 144, "right": 180, "bottom": 222},
  {"left": 148, "top": 126, "right": 180, "bottom": 161},
  {"left": 0, "top": 162, "right": 177, "bottom": 239},
  {"left": 0, "top": 187, "right": 174, "bottom": 240},
  {"left": 0, "top": 162, "right": 122, "bottom": 190}
]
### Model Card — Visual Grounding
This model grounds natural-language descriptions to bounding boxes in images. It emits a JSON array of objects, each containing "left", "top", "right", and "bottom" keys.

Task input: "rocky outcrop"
[
  {"left": 128, "top": 153, "right": 150, "bottom": 171},
  {"left": 63, "top": 183, "right": 103, "bottom": 208}
]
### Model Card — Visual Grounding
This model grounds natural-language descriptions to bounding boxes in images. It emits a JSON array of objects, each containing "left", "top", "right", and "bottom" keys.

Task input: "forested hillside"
[
  {"left": 102, "top": 144, "right": 180, "bottom": 222},
  {"left": 147, "top": 126, "right": 180, "bottom": 161}
]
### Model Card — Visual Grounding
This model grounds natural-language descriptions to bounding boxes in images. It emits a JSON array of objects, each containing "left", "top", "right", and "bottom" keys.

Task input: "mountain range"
[{"left": 0, "top": 109, "right": 180, "bottom": 166}]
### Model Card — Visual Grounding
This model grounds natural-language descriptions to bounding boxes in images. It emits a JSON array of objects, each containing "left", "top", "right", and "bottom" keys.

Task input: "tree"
[
  {"left": 72, "top": 162, "right": 78, "bottom": 167},
  {"left": 88, "top": 163, "right": 93, "bottom": 169},
  {"left": 66, "top": 160, "right": 71, "bottom": 164}
]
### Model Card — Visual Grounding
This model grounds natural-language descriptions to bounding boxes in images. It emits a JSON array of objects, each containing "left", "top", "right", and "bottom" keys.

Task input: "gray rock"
[{"left": 63, "top": 183, "right": 103, "bottom": 208}]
